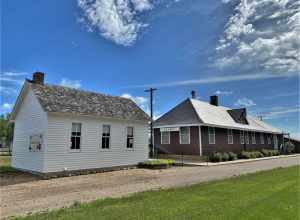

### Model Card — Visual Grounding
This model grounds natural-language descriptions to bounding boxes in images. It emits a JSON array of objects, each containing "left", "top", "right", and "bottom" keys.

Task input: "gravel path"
[{"left": 1, "top": 155, "right": 299, "bottom": 219}]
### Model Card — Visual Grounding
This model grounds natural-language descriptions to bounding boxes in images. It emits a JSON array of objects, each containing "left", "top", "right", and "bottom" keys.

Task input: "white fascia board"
[
  {"left": 200, "top": 123, "right": 282, "bottom": 134},
  {"left": 153, "top": 124, "right": 201, "bottom": 129}
]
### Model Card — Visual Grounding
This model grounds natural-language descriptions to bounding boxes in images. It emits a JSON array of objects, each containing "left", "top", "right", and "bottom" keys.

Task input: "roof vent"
[
  {"left": 191, "top": 90, "right": 196, "bottom": 99},
  {"left": 210, "top": 95, "right": 218, "bottom": 106},
  {"left": 32, "top": 72, "right": 44, "bottom": 85}
]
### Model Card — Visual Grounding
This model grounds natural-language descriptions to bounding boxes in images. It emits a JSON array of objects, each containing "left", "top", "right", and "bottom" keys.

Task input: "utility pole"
[{"left": 145, "top": 88, "right": 157, "bottom": 158}]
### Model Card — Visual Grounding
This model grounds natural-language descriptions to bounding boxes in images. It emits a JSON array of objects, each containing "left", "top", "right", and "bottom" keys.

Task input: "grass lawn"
[
  {"left": 14, "top": 166, "right": 300, "bottom": 220},
  {"left": 0, "top": 155, "right": 16, "bottom": 173}
]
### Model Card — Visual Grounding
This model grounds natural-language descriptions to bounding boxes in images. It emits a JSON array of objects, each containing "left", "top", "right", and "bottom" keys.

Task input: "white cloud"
[
  {"left": 60, "top": 78, "right": 81, "bottom": 89},
  {"left": 128, "top": 72, "right": 295, "bottom": 88},
  {"left": 0, "top": 72, "right": 27, "bottom": 85},
  {"left": 132, "top": 0, "right": 153, "bottom": 11},
  {"left": 0, "top": 103, "right": 13, "bottom": 114},
  {"left": 260, "top": 106, "right": 300, "bottom": 119},
  {"left": 78, "top": 0, "right": 153, "bottom": 46},
  {"left": 216, "top": 0, "right": 300, "bottom": 75},
  {"left": 121, "top": 93, "right": 148, "bottom": 109},
  {"left": 234, "top": 97, "right": 256, "bottom": 107},
  {"left": 215, "top": 90, "right": 233, "bottom": 95},
  {"left": 0, "top": 71, "right": 27, "bottom": 99}
]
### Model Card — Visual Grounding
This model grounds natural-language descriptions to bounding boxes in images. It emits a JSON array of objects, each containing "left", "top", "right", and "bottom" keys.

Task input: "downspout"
[{"left": 199, "top": 125, "right": 202, "bottom": 156}]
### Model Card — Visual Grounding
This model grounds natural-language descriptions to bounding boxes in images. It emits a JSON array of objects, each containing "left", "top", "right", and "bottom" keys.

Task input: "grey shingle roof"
[
  {"left": 30, "top": 82, "right": 150, "bottom": 122},
  {"left": 154, "top": 98, "right": 281, "bottom": 134}
]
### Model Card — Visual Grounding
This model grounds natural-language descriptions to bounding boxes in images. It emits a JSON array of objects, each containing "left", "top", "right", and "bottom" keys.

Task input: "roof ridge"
[{"left": 31, "top": 82, "right": 131, "bottom": 101}]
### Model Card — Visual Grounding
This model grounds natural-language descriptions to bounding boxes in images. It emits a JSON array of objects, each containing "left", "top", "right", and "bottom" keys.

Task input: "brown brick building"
[{"left": 154, "top": 92, "right": 283, "bottom": 156}]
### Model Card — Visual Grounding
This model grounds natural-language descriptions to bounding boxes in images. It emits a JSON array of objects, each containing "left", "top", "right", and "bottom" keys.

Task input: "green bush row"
[
  {"left": 209, "top": 149, "right": 280, "bottom": 162},
  {"left": 138, "top": 159, "right": 175, "bottom": 167}
]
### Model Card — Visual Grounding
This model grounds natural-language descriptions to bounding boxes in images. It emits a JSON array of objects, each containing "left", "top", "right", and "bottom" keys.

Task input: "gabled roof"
[
  {"left": 154, "top": 98, "right": 282, "bottom": 134},
  {"left": 11, "top": 81, "right": 150, "bottom": 122}
]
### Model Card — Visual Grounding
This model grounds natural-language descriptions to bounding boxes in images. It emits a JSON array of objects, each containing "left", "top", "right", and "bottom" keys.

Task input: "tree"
[{"left": 0, "top": 114, "right": 14, "bottom": 153}]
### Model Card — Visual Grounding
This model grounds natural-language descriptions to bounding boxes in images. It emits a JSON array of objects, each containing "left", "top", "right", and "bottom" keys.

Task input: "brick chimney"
[
  {"left": 191, "top": 90, "right": 196, "bottom": 99},
  {"left": 210, "top": 95, "right": 218, "bottom": 106},
  {"left": 32, "top": 72, "right": 45, "bottom": 85}
]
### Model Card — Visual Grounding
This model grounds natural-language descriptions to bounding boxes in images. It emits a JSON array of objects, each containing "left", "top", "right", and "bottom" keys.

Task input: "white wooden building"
[{"left": 10, "top": 72, "right": 150, "bottom": 174}]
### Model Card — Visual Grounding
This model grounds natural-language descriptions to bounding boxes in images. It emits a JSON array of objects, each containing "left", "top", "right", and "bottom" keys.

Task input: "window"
[
  {"left": 126, "top": 127, "right": 134, "bottom": 148},
  {"left": 267, "top": 135, "right": 271, "bottom": 144},
  {"left": 252, "top": 132, "right": 256, "bottom": 144},
  {"left": 240, "top": 131, "right": 244, "bottom": 144},
  {"left": 71, "top": 123, "right": 81, "bottom": 150},
  {"left": 245, "top": 131, "right": 249, "bottom": 144},
  {"left": 29, "top": 134, "right": 42, "bottom": 151},
  {"left": 273, "top": 135, "right": 278, "bottom": 149},
  {"left": 260, "top": 133, "right": 264, "bottom": 144},
  {"left": 180, "top": 127, "right": 190, "bottom": 144},
  {"left": 208, "top": 127, "right": 215, "bottom": 144},
  {"left": 102, "top": 125, "right": 110, "bottom": 149},
  {"left": 161, "top": 131, "right": 170, "bottom": 144},
  {"left": 227, "top": 129, "right": 233, "bottom": 144}
]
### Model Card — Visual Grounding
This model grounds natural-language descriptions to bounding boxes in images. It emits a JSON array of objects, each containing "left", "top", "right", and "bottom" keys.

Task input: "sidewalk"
[{"left": 176, "top": 154, "right": 300, "bottom": 166}]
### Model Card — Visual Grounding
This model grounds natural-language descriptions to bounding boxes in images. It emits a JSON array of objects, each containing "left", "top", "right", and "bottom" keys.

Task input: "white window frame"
[
  {"left": 101, "top": 124, "right": 111, "bottom": 149},
  {"left": 240, "top": 130, "right": 244, "bottom": 144},
  {"left": 245, "top": 131, "right": 249, "bottom": 144},
  {"left": 161, "top": 131, "right": 170, "bottom": 145},
  {"left": 208, "top": 127, "right": 215, "bottom": 144},
  {"left": 71, "top": 123, "right": 81, "bottom": 151},
  {"left": 273, "top": 134, "right": 278, "bottom": 149},
  {"left": 180, "top": 127, "right": 190, "bottom": 144},
  {"left": 227, "top": 129, "right": 233, "bottom": 144},
  {"left": 126, "top": 126, "right": 134, "bottom": 149},
  {"left": 252, "top": 132, "right": 256, "bottom": 144},
  {"left": 267, "top": 135, "right": 271, "bottom": 144},
  {"left": 260, "top": 133, "right": 264, "bottom": 144}
]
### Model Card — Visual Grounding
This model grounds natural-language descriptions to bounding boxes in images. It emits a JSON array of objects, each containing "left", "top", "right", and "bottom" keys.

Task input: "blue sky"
[{"left": 1, "top": 0, "right": 299, "bottom": 138}]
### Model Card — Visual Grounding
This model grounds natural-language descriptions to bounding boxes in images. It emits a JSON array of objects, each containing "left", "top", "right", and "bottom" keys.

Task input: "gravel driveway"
[{"left": 1, "top": 155, "right": 299, "bottom": 219}]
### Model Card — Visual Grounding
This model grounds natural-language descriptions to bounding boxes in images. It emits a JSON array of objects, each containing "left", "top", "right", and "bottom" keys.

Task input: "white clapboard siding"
[
  {"left": 12, "top": 88, "right": 48, "bottom": 172},
  {"left": 44, "top": 114, "right": 149, "bottom": 172}
]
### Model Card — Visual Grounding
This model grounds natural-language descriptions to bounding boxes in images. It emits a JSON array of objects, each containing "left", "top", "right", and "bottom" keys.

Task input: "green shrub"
[
  {"left": 209, "top": 152, "right": 223, "bottom": 162},
  {"left": 271, "top": 150, "right": 280, "bottom": 156},
  {"left": 222, "top": 152, "right": 230, "bottom": 161},
  {"left": 238, "top": 151, "right": 251, "bottom": 159},
  {"left": 251, "top": 151, "right": 263, "bottom": 158},
  {"left": 138, "top": 159, "right": 175, "bottom": 169},
  {"left": 228, "top": 152, "right": 237, "bottom": 161},
  {"left": 260, "top": 149, "right": 280, "bottom": 157},
  {"left": 261, "top": 149, "right": 270, "bottom": 157},
  {"left": 282, "top": 142, "right": 295, "bottom": 154}
]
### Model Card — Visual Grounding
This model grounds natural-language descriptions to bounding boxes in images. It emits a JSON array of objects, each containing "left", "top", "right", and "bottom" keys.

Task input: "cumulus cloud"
[
  {"left": 234, "top": 97, "right": 256, "bottom": 107},
  {"left": 78, "top": 0, "right": 153, "bottom": 46},
  {"left": 0, "top": 103, "right": 13, "bottom": 114},
  {"left": 60, "top": 78, "right": 81, "bottom": 89},
  {"left": 121, "top": 93, "right": 148, "bottom": 109},
  {"left": 216, "top": 0, "right": 300, "bottom": 75}
]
